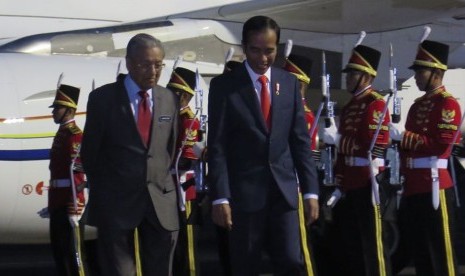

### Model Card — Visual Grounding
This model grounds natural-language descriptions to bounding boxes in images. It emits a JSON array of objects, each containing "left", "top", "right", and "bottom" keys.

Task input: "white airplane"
[{"left": 2, "top": 0, "right": 465, "bottom": 244}]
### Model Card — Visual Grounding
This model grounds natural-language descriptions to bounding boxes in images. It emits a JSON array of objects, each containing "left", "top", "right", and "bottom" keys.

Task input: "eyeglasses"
[{"left": 135, "top": 62, "right": 166, "bottom": 72}]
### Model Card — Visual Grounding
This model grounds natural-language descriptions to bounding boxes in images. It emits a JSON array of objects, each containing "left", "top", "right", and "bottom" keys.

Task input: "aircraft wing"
[{"left": 166, "top": 0, "right": 465, "bottom": 35}]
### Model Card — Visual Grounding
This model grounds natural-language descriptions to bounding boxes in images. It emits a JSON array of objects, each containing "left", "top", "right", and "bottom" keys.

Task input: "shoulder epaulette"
[
  {"left": 440, "top": 90, "right": 453, "bottom": 98},
  {"left": 66, "top": 123, "right": 82, "bottom": 134},
  {"left": 370, "top": 90, "right": 384, "bottom": 100}
]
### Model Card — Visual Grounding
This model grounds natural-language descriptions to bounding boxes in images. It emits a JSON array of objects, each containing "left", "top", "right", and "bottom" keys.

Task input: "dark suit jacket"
[
  {"left": 81, "top": 74, "right": 179, "bottom": 231},
  {"left": 208, "top": 63, "right": 319, "bottom": 212}
]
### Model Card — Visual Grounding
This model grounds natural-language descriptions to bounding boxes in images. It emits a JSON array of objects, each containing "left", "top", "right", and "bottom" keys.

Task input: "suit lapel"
[
  {"left": 235, "top": 65, "right": 268, "bottom": 133},
  {"left": 150, "top": 86, "right": 162, "bottom": 149},
  {"left": 115, "top": 77, "right": 147, "bottom": 148},
  {"left": 270, "top": 68, "right": 283, "bottom": 132}
]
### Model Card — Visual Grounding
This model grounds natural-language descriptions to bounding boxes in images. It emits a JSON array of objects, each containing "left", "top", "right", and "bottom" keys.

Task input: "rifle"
[
  {"left": 195, "top": 69, "right": 207, "bottom": 193},
  {"left": 368, "top": 90, "right": 393, "bottom": 206},
  {"left": 448, "top": 111, "right": 465, "bottom": 208},
  {"left": 385, "top": 44, "right": 402, "bottom": 187},
  {"left": 321, "top": 51, "right": 335, "bottom": 186},
  {"left": 69, "top": 144, "right": 86, "bottom": 276},
  {"left": 381, "top": 43, "right": 404, "bottom": 209}
]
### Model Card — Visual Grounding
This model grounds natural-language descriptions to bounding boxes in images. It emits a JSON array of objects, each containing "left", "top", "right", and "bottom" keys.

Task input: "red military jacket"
[
  {"left": 400, "top": 86, "right": 461, "bottom": 196},
  {"left": 303, "top": 100, "right": 318, "bottom": 150},
  {"left": 49, "top": 120, "right": 85, "bottom": 212},
  {"left": 177, "top": 106, "right": 201, "bottom": 160},
  {"left": 335, "top": 87, "right": 390, "bottom": 191}
]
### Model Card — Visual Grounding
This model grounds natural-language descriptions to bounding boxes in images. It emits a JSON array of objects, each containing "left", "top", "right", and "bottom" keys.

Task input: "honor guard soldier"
[
  {"left": 322, "top": 45, "right": 392, "bottom": 276},
  {"left": 282, "top": 53, "right": 321, "bottom": 275},
  {"left": 390, "top": 40, "right": 461, "bottom": 276},
  {"left": 49, "top": 84, "right": 87, "bottom": 276},
  {"left": 283, "top": 54, "right": 318, "bottom": 150},
  {"left": 167, "top": 66, "right": 202, "bottom": 276}
]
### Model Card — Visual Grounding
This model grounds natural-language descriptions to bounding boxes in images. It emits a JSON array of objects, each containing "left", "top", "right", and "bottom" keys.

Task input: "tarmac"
[{"left": 1, "top": 215, "right": 464, "bottom": 276}]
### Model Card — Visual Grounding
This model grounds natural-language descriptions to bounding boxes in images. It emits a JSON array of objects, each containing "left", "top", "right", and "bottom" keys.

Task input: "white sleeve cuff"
[
  {"left": 303, "top": 193, "right": 318, "bottom": 200},
  {"left": 212, "top": 198, "right": 229, "bottom": 205}
]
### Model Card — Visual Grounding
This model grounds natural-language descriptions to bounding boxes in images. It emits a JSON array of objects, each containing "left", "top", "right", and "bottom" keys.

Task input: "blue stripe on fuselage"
[{"left": 0, "top": 149, "right": 50, "bottom": 161}]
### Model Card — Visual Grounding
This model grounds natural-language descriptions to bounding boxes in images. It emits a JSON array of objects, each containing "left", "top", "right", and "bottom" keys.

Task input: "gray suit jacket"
[{"left": 81, "top": 74, "right": 179, "bottom": 231}]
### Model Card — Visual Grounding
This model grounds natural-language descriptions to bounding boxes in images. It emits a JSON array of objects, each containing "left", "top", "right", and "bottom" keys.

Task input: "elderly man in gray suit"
[{"left": 81, "top": 33, "right": 179, "bottom": 276}]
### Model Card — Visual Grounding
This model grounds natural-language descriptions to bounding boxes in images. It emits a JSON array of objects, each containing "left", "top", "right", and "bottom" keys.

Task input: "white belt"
[
  {"left": 406, "top": 157, "right": 447, "bottom": 210},
  {"left": 345, "top": 156, "right": 385, "bottom": 167},
  {"left": 406, "top": 157, "right": 448, "bottom": 169},
  {"left": 49, "top": 179, "right": 71, "bottom": 188}
]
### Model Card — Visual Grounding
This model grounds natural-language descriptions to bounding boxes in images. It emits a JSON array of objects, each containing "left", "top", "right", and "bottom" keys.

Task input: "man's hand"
[
  {"left": 212, "top": 203, "right": 233, "bottom": 231},
  {"left": 389, "top": 122, "right": 404, "bottom": 141},
  {"left": 66, "top": 199, "right": 85, "bottom": 227},
  {"left": 304, "top": 198, "right": 319, "bottom": 225},
  {"left": 37, "top": 207, "right": 49, "bottom": 219},
  {"left": 322, "top": 118, "right": 339, "bottom": 146},
  {"left": 68, "top": 214, "right": 80, "bottom": 228}
]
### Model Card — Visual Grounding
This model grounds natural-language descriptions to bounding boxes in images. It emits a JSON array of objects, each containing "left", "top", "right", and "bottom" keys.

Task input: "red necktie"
[
  {"left": 258, "top": 75, "right": 271, "bottom": 129},
  {"left": 137, "top": 91, "right": 152, "bottom": 146}
]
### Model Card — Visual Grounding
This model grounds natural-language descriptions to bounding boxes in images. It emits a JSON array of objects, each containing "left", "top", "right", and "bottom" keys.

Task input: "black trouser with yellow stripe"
[
  {"left": 173, "top": 200, "right": 201, "bottom": 276},
  {"left": 50, "top": 207, "right": 87, "bottom": 276},
  {"left": 333, "top": 186, "right": 392, "bottom": 276},
  {"left": 398, "top": 187, "right": 458, "bottom": 276}
]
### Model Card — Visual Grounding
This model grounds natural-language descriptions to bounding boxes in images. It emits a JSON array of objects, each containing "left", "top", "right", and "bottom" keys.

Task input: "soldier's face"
[
  {"left": 414, "top": 68, "right": 432, "bottom": 91},
  {"left": 52, "top": 106, "right": 68, "bottom": 124},
  {"left": 345, "top": 71, "right": 364, "bottom": 93},
  {"left": 126, "top": 46, "right": 164, "bottom": 90},
  {"left": 242, "top": 29, "right": 277, "bottom": 75}
]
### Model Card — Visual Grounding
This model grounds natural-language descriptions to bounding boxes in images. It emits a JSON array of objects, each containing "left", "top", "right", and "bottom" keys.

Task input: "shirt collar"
[
  {"left": 245, "top": 61, "right": 271, "bottom": 84},
  {"left": 124, "top": 75, "right": 153, "bottom": 98},
  {"left": 60, "top": 119, "right": 75, "bottom": 126}
]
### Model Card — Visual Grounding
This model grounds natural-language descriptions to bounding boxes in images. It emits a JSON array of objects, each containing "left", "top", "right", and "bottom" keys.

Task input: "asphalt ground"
[
  {"left": 1, "top": 215, "right": 464, "bottom": 276},
  {"left": 2, "top": 162, "right": 465, "bottom": 276}
]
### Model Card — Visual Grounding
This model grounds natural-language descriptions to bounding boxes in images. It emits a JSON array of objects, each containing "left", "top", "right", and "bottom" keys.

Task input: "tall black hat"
[
  {"left": 409, "top": 40, "right": 449, "bottom": 70},
  {"left": 342, "top": 45, "right": 381, "bottom": 77},
  {"left": 224, "top": 60, "right": 242, "bottom": 73},
  {"left": 49, "top": 84, "right": 80, "bottom": 109},
  {"left": 283, "top": 54, "right": 312, "bottom": 84},
  {"left": 167, "top": 67, "right": 196, "bottom": 96}
]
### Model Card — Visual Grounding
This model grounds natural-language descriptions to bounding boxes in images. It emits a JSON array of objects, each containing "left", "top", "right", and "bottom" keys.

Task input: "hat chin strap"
[{"left": 58, "top": 107, "right": 72, "bottom": 125}]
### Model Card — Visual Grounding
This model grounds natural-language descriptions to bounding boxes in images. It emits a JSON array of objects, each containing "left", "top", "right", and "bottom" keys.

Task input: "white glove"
[
  {"left": 37, "top": 207, "right": 49, "bottom": 219},
  {"left": 322, "top": 118, "right": 339, "bottom": 146},
  {"left": 389, "top": 122, "right": 404, "bottom": 141},
  {"left": 68, "top": 214, "right": 81, "bottom": 228},
  {"left": 326, "top": 188, "right": 342, "bottom": 208},
  {"left": 66, "top": 199, "right": 85, "bottom": 227}
]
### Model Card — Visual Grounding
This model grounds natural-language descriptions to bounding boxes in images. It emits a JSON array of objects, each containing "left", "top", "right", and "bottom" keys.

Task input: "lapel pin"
[{"left": 275, "top": 83, "right": 280, "bottom": 95}]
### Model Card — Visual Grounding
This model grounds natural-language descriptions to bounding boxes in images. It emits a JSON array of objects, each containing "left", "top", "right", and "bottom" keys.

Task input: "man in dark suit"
[
  {"left": 81, "top": 33, "right": 179, "bottom": 276},
  {"left": 208, "top": 15, "right": 319, "bottom": 276}
]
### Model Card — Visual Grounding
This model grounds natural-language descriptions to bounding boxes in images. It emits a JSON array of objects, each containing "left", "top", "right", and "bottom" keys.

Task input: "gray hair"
[{"left": 126, "top": 33, "right": 165, "bottom": 58}]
